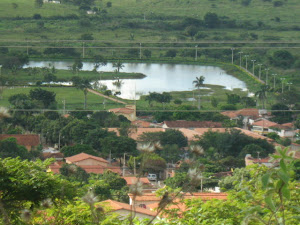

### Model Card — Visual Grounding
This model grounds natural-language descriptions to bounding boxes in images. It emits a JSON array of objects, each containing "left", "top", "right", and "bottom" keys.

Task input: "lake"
[{"left": 25, "top": 61, "right": 247, "bottom": 100}]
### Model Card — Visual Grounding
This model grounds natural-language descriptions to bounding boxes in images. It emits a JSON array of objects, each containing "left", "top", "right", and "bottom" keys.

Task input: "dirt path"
[{"left": 87, "top": 88, "right": 127, "bottom": 105}]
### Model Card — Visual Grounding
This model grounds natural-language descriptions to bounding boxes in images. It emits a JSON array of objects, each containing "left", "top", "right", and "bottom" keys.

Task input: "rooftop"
[
  {"left": 65, "top": 153, "right": 108, "bottom": 164},
  {"left": 0, "top": 134, "right": 40, "bottom": 147},
  {"left": 123, "top": 177, "right": 151, "bottom": 186},
  {"left": 98, "top": 199, "right": 156, "bottom": 217},
  {"left": 163, "top": 120, "right": 222, "bottom": 128}
]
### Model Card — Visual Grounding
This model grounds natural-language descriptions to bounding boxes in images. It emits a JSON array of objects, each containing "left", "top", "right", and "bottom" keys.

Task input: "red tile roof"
[
  {"left": 48, "top": 162, "right": 121, "bottom": 174},
  {"left": 123, "top": 177, "right": 151, "bottom": 185},
  {"left": 0, "top": 134, "right": 40, "bottom": 147},
  {"left": 252, "top": 119, "right": 278, "bottom": 128},
  {"left": 221, "top": 108, "right": 260, "bottom": 119},
  {"left": 65, "top": 153, "right": 108, "bottom": 164},
  {"left": 98, "top": 199, "right": 156, "bottom": 217},
  {"left": 164, "top": 121, "right": 222, "bottom": 128}
]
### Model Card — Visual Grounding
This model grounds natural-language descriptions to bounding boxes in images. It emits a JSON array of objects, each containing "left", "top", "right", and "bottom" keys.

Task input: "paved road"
[{"left": 87, "top": 88, "right": 127, "bottom": 105}]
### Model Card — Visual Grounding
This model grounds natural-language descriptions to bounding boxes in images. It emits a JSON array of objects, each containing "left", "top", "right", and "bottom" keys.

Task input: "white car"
[{"left": 147, "top": 173, "right": 157, "bottom": 181}]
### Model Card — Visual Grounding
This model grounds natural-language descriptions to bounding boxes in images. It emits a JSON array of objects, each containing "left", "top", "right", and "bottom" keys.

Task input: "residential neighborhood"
[{"left": 0, "top": 0, "right": 300, "bottom": 224}]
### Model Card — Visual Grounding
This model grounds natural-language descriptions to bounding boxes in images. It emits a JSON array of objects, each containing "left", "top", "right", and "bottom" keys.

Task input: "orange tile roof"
[
  {"left": 221, "top": 108, "right": 260, "bottom": 119},
  {"left": 123, "top": 177, "right": 151, "bottom": 185},
  {"left": 65, "top": 153, "right": 108, "bottom": 164},
  {"left": 164, "top": 121, "right": 222, "bottom": 128},
  {"left": 98, "top": 199, "right": 156, "bottom": 217},
  {"left": 0, "top": 134, "right": 40, "bottom": 147},
  {"left": 42, "top": 152, "right": 64, "bottom": 159},
  {"left": 77, "top": 165, "right": 121, "bottom": 174},
  {"left": 108, "top": 128, "right": 165, "bottom": 140},
  {"left": 252, "top": 119, "right": 279, "bottom": 128},
  {"left": 48, "top": 162, "right": 121, "bottom": 174}
]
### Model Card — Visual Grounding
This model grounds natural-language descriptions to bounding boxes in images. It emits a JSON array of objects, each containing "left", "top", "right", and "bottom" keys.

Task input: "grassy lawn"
[
  {"left": 0, "top": 86, "right": 125, "bottom": 110},
  {"left": 10, "top": 69, "right": 145, "bottom": 83}
]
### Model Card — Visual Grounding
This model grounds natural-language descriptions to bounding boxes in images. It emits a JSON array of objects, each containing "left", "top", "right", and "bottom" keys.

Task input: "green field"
[
  {"left": 0, "top": 86, "right": 126, "bottom": 110},
  {"left": 6, "top": 68, "right": 145, "bottom": 84},
  {"left": 0, "top": 0, "right": 300, "bottom": 41}
]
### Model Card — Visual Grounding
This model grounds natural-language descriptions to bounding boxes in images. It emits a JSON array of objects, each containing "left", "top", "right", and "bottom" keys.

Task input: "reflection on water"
[{"left": 25, "top": 61, "right": 247, "bottom": 100}]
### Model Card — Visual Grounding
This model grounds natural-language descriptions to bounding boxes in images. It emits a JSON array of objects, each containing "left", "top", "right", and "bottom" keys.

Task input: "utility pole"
[
  {"left": 82, "top": 42, "right": 85, "bottom": 58},
  {"left": 122, "top": 153, "right": 126, "bottom": 177},
  {"left": 62, "top": 98, "right": 66, "bottom": 115},
  {"left": 265, "top": 68, "right": 269, "bottom": 85},
  {"left": 258, "top": 64, "right": 262, "bottom": 80},
  {"left": 231, "top": 48, "right": 235, "bottom": 64},
  {"left": 238, "top": 51, "right": 243, "bottom": 67},
  {"left": 133, "top": 157, "right": 136, "bottom": 176},
  {"left": 287, "top": 82, "right": 292, "bottom": 91},
  {"left": 139, "top": 43, "right": 142, "bottom": 59},
  {"left": 272, "top": 74, "right": 277, "bottom": 89},
  {"left": 245, "top": 55, "right": 249, "bottom": 71},
  {"left": 251, "top": 59, "right": 256, "bottom": 76},
  {"left": 280, "top": 78, "right": 285, "bottom": 93},
  {"left": 58, "top": 133, "right": 61, "bottom": 151},
  {"left": 195, "top": 45, "right": 198, "bottom": 61},
  {"left": 27, "top": 41, "right": 29, "bottom": 55}
]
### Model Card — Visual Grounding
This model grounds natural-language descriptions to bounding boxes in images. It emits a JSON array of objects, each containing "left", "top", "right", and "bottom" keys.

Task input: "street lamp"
[
  {"left": 244, "top": 55, "right": 249, "bottom": 71},
  {"left": 265, "top": 68, "right": 270, "bottom": 85},
  {"left": 272, "top": 74, "right": 277, "bottom": 89},
  {"left": 195, "top": 45, "right": 198, "bottom": 61},
  {"left": 231, "top": 48, "right": 235, "bottom": 64},
  {"left": 257, "top": 64, "right": 262, "bottom": 80},
  {"left": 238, "top": 51, "right": 243, "bottom": 67},
  {"left": 251, "top": 59, "right": 256, "bottom": 76}
]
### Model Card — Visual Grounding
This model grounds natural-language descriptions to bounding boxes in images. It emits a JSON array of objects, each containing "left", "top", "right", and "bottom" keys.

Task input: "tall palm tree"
[
  {"left": 255, "top": 85, "right": 269, "bottom": 109},
  {"left": 113, "top": 61, "right": 124, "bottom": 73},
  {"left": 72, "top": 77, "right": 92, "bottom": 109},
  {"left": 193, "top": 76, "right": 205, "bottom": 109}
]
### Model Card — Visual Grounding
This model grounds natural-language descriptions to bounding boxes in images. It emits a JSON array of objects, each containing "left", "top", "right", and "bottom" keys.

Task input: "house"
[
  {"left": 162, "top": 120, "right": 222, "bottom": 129},
  {"left": 43, "top": 0, "right": 61, "bottom": 3},
  {"left": 48, "top": 153, "right": 121, "bottom": 174},
  {"left": 245, "top": 154, "right": 274, "bottom": 168},
  {"left": 109, "top": 105, "right": 136, "bottom": 121},
  {"left": 86, "top": 10, "right": 96, "bottom": 15},
  {"left": 251, "top": 119, "right": 296, "bottom": 138},
  {"left": 123, "top": 177, "right": 152, "bottom": 187},
  {"left": 97, "top": 199, "right": 156, "bottom": 220},
  {"left": 128, "top": 192, "right": 228, "bottom": 209},
  {"left": 251, "top": 119, "right": 279, "bottom": 135},
  {"left": 0, "top": 134, "right": 40, "bottom": 150}
]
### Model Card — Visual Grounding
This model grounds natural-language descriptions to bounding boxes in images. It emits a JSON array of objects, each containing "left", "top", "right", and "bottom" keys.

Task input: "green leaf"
[
  {"left": 278, "top": 171, "right": 289, "bottom": 184},
  {"left": 282, "top": 185, "right": 291, "bottom": 200},
  {"left": 265, "top": 196, "right": 276, "bottom": 211},
  {"left": 262, "top": 173, "right": 270, "bottom": 190},
  {"left": 279, "top": 159, "right": 287, "bottom": 173}
]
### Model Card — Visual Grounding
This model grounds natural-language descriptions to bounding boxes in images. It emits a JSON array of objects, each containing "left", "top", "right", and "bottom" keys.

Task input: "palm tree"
[
  {"left": 193, "top": 76, "right": 205, "bottom": 109},
  {"left": 72, "top": 76, "right": 92, "bottom": 109},
  {"left": 255, "top": 85, "right": 269, "bottom": 109},
  {"left": 113, "top": 61, "right": 124, "bottom": 73}
]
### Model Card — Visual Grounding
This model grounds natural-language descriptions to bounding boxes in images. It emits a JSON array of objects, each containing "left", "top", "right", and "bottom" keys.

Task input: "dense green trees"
[
  {"left": 0, "top": 137, "right": 30, "bottom": 159},
  {"left": 194, "top": 129, "right": 274, "bottom": 159},
  {"left": 0, "top": 158, "right": 75, "bottom": 223}
]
